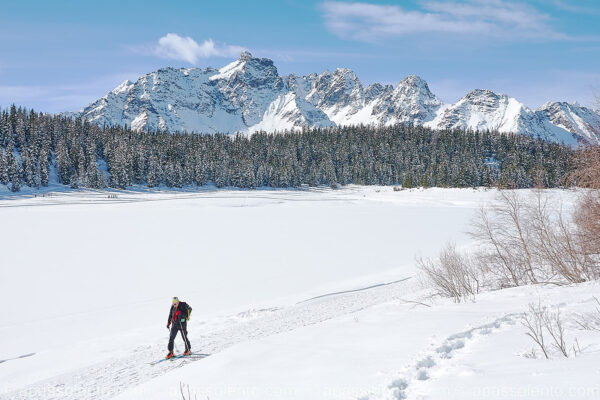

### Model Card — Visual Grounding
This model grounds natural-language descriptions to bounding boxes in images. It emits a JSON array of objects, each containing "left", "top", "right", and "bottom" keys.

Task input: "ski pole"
[{"left": 179, "top": 319, "right": 190, "bottom": 353}]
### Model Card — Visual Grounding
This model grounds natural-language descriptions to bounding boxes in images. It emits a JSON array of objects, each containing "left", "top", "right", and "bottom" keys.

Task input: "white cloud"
[
  {"left": 320, "top": 0, "right": 570, "bottom": 42},
  {"left": 153, "top": 33, "right": 246, "bottom": 65}
]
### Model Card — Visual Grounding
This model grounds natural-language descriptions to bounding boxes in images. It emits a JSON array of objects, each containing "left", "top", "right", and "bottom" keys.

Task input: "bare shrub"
[
  {"left": 544, "top": 307, "right": 569, "bottom": 357},
  {"left": 567, "top": 142, "right": 600, "bottom": 280},
  {"left": 528, "top": 191, "right": 599, "bottom": 283},
  {"left": 572, "top": 338, "right": 582, "bottom": 357},
  {"left": 423, "top": 189, "right": 595, "bottom": 297},
  {"left": 522, "top": 347, "right": 538, "bottom": 359},
  {"left": 417, "top": 243, "right": 482, "bottom": 302},
  {"left": 470, "top": 191, "right": 541, "bottom": 288},
  {"left": 470, "top": 189, "right": 599, "bottom": 288},
  {"left": 573, "top": 192, "right": 600, "bottom": 266},
  {"left": 521, "top": 301, "right": 550, "bottom": 359},
  {"left": 521, "top": 301, "right": 575, "bottom": 359},
  {"left": 575, "top": 296, "right": 600, "bottom": 332},
  {"left": 180, "top": 382, "right": 198, "bottom": 400},
  {"left": 568, "top": 146, "right": 600, "bottom": 189}
]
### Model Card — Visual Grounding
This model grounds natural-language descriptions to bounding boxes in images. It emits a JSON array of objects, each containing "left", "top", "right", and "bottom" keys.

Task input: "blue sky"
[{"left": 1, "top": 0, "right": 599, "bottom": 112}]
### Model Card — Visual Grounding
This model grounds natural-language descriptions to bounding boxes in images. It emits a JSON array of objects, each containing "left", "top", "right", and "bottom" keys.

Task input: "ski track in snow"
[
  {"left": 1, "top": 277, "right": 415, "bottom": 400},
  {"left": 0, "top": 353, "right": 35, "bottom": 364}
]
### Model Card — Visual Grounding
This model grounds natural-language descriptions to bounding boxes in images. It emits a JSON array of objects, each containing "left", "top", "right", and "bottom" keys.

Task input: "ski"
[{"left": 149, "top": 353, "right": 209, "bottom": 365}]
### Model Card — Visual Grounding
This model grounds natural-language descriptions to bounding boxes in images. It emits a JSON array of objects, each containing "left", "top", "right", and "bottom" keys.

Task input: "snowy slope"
[
  {"left": 0, "top": 187, "right": 488, "bottom": 385},
  {"left": 1, "top": 188, "right": 595, "bottom": 400},
  {"left": 107, "top": 281, "right": 600, "bottom": 400},
  {"left": 74, "top": 53, "right": 600, "bottom": 144},
  {"left": 427, "top": 89, "right": 530, "bottom": 133},
  {"left": 537, "top": 101, "right": 600, "bottom": 145}
]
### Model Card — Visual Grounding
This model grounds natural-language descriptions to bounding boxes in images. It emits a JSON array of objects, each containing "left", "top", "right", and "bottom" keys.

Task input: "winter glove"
[{"left": 167, "top": 324, "right": 170, "bottom": 330}]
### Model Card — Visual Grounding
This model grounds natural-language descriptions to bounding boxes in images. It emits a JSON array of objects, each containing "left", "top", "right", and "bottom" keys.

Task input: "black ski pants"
[{"left": 168, "top": 320, "right": 191, "bottom": 352}]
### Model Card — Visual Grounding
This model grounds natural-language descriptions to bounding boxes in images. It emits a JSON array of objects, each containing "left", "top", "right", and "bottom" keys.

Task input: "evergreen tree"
[
  {"left": 0, "top": 148, "right": 8, "bottom": 185},
  {"left": 7, "top": 147, "right": 21, "bottom": 192},
  {"left": 147, "top": 153, "right": 162, "bottom": 188},
  {"left": 39, "top": 148, "right": 50, "bottom": 187}
]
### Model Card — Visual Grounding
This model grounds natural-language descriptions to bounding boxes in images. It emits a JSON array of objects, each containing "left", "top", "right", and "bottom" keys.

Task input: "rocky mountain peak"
[
  {"left": 464, "top": 89, "right": 501, "bottom": 101},
  {"left": 394, "top": 75, "right": 439, "bottom": 103},
  {"left": 399, "top": 74, "right": 428, "bottom": 89},
  {"left": 209, "top": 52, "right": 278, "bottom": 83},
  {"left": 239, "top": 50, "right": 253, "bottom": 62}
]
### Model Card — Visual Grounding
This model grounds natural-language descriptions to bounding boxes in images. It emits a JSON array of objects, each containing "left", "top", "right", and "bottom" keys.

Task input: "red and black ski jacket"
[{"left": 167, "top": 302, "right": 192, "bottom": 326}]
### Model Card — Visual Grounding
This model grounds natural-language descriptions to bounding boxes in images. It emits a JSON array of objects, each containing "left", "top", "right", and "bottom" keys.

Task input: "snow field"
[
  {"left": 109, "top": 281, "right": 600, "bottom": 400},
  {"left": 0, "top": 186, "right": 591, "bottom": 399}
]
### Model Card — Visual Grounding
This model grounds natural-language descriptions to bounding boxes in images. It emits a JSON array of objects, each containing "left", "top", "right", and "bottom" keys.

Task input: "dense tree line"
[{"left": 0, "top": 105, "right": 575, "bottom": 192}]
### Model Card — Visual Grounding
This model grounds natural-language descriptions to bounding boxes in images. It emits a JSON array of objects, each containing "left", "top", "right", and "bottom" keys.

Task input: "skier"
[{"left": 166, "top": 296, "right": 192, "bottom": 359}]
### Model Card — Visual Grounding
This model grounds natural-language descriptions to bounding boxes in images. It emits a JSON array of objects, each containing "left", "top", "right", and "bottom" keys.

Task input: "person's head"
[{"left": 172, "top": 297, "right": 179, "bottom": 307}]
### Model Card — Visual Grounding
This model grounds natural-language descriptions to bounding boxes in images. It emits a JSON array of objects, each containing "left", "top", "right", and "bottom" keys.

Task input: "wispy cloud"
[
  {"left": 320, "top": 0, "right": 575, "bottom": 42},
  {"left": 548, "top": 0, "right": 600, "bottom": 15},
  {"left": 153, "top": 33, "right": 246, "bottom": 65}
]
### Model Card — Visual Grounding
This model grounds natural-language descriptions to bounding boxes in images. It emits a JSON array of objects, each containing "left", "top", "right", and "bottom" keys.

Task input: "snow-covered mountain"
[{"left": 75, "top": 52, "right": 600, "bottom": 145}]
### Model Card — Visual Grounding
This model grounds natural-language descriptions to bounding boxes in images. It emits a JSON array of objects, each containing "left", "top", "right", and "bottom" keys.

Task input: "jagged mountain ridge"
[{"left": 75, "top": 51, "right": 600, "bottom": 145}]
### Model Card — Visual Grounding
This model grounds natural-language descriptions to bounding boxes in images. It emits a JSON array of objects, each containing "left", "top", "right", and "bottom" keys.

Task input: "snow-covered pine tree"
[
  {"left": 0, "top": 148, "right": 8, "bottom": 185},
  {"left": 7, "top": 146, "right": 21, "bottom": 192}
]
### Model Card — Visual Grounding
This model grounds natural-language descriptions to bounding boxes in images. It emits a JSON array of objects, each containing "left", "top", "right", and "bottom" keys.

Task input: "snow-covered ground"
[
  {"left": 111, "top": 281, "right": 600, "bottom": 400},
  {"left": 1, "top": 186, "right": 597, "bottom": 399}
]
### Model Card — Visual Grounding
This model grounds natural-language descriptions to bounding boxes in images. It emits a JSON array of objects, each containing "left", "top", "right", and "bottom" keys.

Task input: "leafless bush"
[
  {"left": 422, "top": 156, "right": 599, "bottom": 295},
  {"left": 417, "top": 243, "right": 482, "bottom": 302},
  {"left": 180, "top": 382, "right": 199, "bottom": 400},
  {"left": 563, "top": 144, "right": 600, "bottom": 278},
  {"left": 468, "top": 140, "right": 600, "bottom": 288},
  {"left": 470, "top": 190, "right": 599, "bottom": 288},
  {"left": 569, "top": 140, "right": 600, "bottom": 281},
  {"left": 572, "top": 338, "right": 582, "bottom": 357},
  {"left": 545, "top": 308, "right": 569, "bottom": 357},
  {"left": 573, "top": 192, "right": 600, "bottom": 266},
  {"left": 419, "top": 189, "right": 596, "bottom": 299},
  {"left": 528, "top": 191, "right": 599, "bottom": 283},
  {"left": 521, "top": 301, "right": 550, "bottom": 359},
  {"left": 521, "top": 301, "right": 575, "bottom": 359},
  {"left": 522, "top": 347, "right": 538, "bottom": 359},
  {"left": 575, "top": 296, "right": 600, "bottom": 332},
  {"left": 568, "top": 146, "right": 600, "bottom": 189},
  {"left": 470, "top": 191, "right": 544, "bottom": 287}
]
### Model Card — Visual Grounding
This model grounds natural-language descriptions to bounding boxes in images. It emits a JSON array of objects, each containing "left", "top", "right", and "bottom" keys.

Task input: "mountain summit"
[{"left": 75, "top": 53, "right": 600, "bottom": 145}]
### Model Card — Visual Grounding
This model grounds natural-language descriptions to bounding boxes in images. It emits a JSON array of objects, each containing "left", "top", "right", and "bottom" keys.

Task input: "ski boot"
[{"left": 166, "top": 352, "right": 174, "bottom": 359}]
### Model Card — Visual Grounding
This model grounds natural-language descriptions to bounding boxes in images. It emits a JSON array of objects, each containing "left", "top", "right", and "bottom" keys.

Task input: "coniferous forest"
[{"left": 0, "top": 105, "right": 575, "bottom": 192}]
